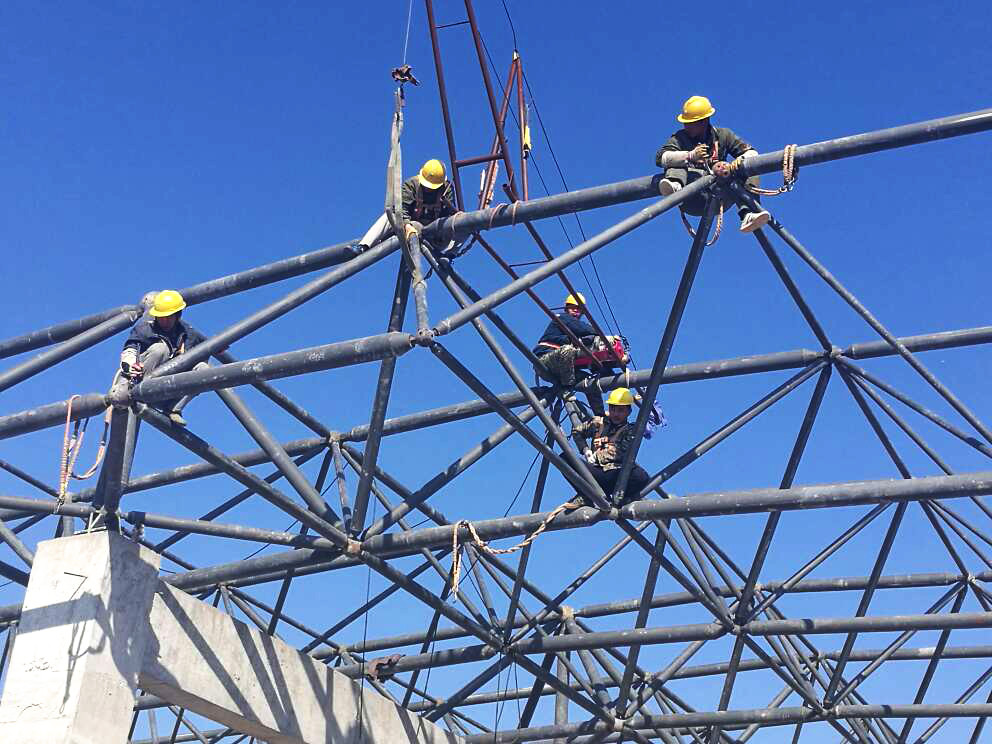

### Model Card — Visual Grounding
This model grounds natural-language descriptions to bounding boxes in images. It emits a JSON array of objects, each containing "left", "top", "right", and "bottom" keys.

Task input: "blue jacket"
[
  {"left": 532, "top": 313, "right": 596, "bottom": 356},
  {"left": 123, "top": 314, "right": 204, "bottom": 358}
]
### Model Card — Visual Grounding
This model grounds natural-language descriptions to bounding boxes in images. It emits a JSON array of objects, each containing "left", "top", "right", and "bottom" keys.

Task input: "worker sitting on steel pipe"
[
  {"left": 572, "top": 388, "right": 650, "bottom": 505},
  {"left": 358, "top": 158, "right": 457, "bottom": 251},
  {"left": 656, "top": 95, "right": 771, "bottom": 233},
  {"left": 532, "top": 293, "right": 606, "bottom": 417},
  {"left": 114, "top": 290, "right": 207, "bottom": 426}
]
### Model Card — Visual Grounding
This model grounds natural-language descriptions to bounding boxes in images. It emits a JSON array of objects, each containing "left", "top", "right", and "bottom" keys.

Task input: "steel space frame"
[{"left": 0, "top": 107, "right": 991, "bottom": 744}]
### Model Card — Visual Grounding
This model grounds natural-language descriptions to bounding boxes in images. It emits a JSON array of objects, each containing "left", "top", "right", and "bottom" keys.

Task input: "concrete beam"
[
  {"left": 0, "top": 533, "right": 461, "bottom": 744},
  {"left": 142, "top": 581, "right": 460, "bottom": 744}
]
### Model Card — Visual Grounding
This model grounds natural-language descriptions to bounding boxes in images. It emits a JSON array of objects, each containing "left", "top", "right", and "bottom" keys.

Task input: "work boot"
[
  {"left": 739, "top": 210, "right": 771, "bottom": 233},
  {"left": 658, "top": 178, "right": 683, "bottom": 197},
  {"left": 168, "top": 411, "right": 188, "bottom": 427}
]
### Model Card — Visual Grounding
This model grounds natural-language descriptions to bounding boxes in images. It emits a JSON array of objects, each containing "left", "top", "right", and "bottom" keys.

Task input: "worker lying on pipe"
[
  {"left": 114, "top": 290, "right": 207, "bottom": 426},
  {"left": 358, "top": 158, "right": 457, "bottom": 251},
  {"left": 571, "top": 387, "right": 650, "bottom": 505},
  {"left": 656, "top": 95, "right": 771, "bottom": 233},
  {"left": 532, "top": 292, "right": 608, "bottom": 416}
]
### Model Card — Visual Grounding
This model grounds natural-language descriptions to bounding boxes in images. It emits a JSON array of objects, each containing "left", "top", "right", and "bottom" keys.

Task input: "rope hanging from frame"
[{"left": 449, "top": 499, "right": 580, "bottom": 598}]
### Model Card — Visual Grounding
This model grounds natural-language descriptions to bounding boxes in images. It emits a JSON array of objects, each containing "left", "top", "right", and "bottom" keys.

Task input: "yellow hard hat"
[
  {"left": 418, "top": 159, "right": 447, "bottom": 190},
  {"left": 606, "top": 388, "right": 634, "bottom": 406},
  {"left": 564, "top": 292, "right": 586, "bottom": 307},
  {"left": 677, "top": 95, "right": 715, "bottom": 124},
  {"left": 149, "top": 290, "right": 187, "bottom": 317}
]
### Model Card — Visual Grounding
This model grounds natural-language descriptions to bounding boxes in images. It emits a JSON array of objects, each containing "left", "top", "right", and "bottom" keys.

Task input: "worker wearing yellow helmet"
[
  {"left": 656, "top": 95, "right": 771, "bottom": 234},
  {"left": 571, "top": 387, "right": 651, "bottom": 505},
  {"left": 116, "top": 290, "right": 207, "bottom": 426},
  {"left": 357, "top": 159, "right": 457, "bottom": 251},
  {"left": 532, "top": 292, "right": 607, "bottom": 416}
]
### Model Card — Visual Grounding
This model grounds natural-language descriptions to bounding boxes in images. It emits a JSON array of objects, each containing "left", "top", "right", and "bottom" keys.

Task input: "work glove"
[
  {"left": 404, "top": 223, "right": 419, "bottom": 241},
  {"left": 687, "top": 144, "right": 710, "bottom": 165},
  {"left": 711, "top": 160, "right": 732, "bottom": 178},
  {"left": 121, "top": 360, "right": 144, "bottom": 381}
]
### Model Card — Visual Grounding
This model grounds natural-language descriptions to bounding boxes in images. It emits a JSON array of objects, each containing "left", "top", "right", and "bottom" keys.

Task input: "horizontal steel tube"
[
  {"left": 331, "top": 612, "right": 992, "bottom": 678},
  {"left": 741, "top": 108, "right": 992, "bottom": 178},
  {"left": 3, "top": 321, "right": 988, "bottom": 442},
  {"left": 0, "top": 392, "right": 109, "bottom": 441},
  {"left": 349, "top": 471, "right": 992, "bottom": 558},
  {"left": 124, "top": 332, "right": 413, "bottom": 405},
  {"left": 62, "top": 469, "right": 992, "bottom": 593},
  {"left": 403, "top": 645, "right": 992, "bottom": 711},
  {"left": 463, "top": 703, "right": 992, "bottom": 742},
  {"left": 843, "top": 325, "right": 992, "bottom": 360},
  {"left": 347, "top": 570, "right": 990, "bottom": 654}
]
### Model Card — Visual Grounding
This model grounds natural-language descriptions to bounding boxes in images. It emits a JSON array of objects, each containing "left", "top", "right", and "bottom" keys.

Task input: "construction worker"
[
  {"left": 532, "top": 293, "right": 605, "bottom": 416},
  {"left": 656, "top": 95, "right": 771, "bottom": 233},
  {"left": 358, "top": 159, "right": 457, "bottom": 251},
  {"left": 572, "top": 388, "right": 650, "bottom": 505},
  {"left": 116, "top": 290, "right": 207, "bottom": 426}
]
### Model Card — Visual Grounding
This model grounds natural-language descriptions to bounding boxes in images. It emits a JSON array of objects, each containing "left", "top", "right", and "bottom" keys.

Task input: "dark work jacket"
[
  {"left": 123, "top": 315, "right": 204, "bottom": 358},
  {"left": 401, "top": 176, "right": 457, "bottom": 224},
  {"left": 532, "top": 313, "right": 596, "bottom": 356},
  {"left": 655, "top": 124, "right": 753, "bottom": 166}
]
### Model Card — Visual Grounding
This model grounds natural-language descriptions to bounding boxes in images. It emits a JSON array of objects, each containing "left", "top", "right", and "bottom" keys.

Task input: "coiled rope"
[
  {"left": 746, "top": 144, "right": 799, "bottom": 195},
  {"left": 57, "top": 393, "right": 111, "bottom": 512}
]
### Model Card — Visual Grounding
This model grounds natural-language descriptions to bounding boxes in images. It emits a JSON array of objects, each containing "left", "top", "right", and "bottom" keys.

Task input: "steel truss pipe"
[
  {"left": 2, "top": 322, "right": 989, "bottom": 443},
  {"left": 740, "top": 108, "right": 992, "bottom": 178},
  {"left": 116, "top": 332, "right": 413, "bottom": 405},
  {"left": 0, "top": 305, "right": 140, "bottom": 360},
  {"left": 401, "top": 646, "right": 992, "bottom": 712},
  {"left": 340, "top": 471, "right": 992, "bottom": 559},
  {"left": 462, "top": 704, "right": 992, "bottom": 743},
  {"left": 3, "top": 471, "right": 988, "bottom": 591},
  {"left": 329, "top": 610, "right": 992, "bottom": 677},
  {"left": 42, "top": 469, "right": 992, "bottom": 592},
  {"left": 4, "top": 108, "right": 990, "bottom": 363},
  {"left": 0, "top": 240, "right": 362, "bottom": 362},
  {"left": 0, "top": 309, "right": 140, "bottom": 393},
  {"left": 345, "top": 571, "right": 990, "bottom": 655}
]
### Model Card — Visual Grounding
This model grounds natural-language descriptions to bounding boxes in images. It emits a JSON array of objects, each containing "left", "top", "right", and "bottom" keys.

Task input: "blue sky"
[{"left": 2, "top": 1, "right": 992, "bottom": 740}]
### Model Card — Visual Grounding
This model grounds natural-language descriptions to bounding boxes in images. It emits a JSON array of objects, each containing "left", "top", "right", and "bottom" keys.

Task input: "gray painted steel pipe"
[
  {"left": 741, "top": 108, "right": 992, "bottom": 178},
  {"left": 2, "top": 322, "right": 987, "bottom": 442},
  {"left": 0, "top": 305, "right": 140, "bottom": 360},
  {"left": 122, "top": 332, "right": 414, "bottom": 405},
  {"left": 0, "top": 241, "right": 363, "bottom": 361},
  {"left": 0, "top": 310, "right": 140, "bottom": 393},
  {"left": 5, "top": 107, "right": 990, "bottom": 364},
  {"left": 461, "top": 703, "right": 992, "bottom": 743}
]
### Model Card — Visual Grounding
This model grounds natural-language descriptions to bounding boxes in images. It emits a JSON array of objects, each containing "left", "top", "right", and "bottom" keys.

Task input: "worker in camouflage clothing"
[
  {"left": 358, "top": 158, "right": 457, "bottom": 251},
  {"left": 656, "top": 95, "right": 771, "bottom": 233},
  {"left": 572, "top": 387, "right": 650, "bottom": 504},
  {"left": 532, "top": 292, "right": 605, "bottom": 416}
]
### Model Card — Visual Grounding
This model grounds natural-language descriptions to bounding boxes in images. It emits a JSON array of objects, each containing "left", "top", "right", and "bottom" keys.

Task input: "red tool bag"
[{"left": 575, "top": 337, "right": 627, "bottom": 368}]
